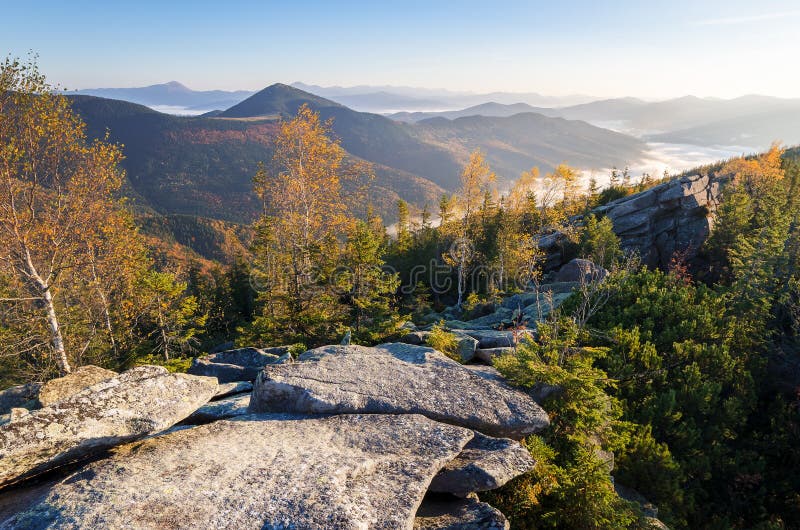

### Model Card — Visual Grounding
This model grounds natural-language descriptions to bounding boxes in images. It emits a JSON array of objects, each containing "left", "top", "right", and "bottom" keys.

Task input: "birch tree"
[
  {"left": 444, "top": 150, "right": 496, "bottom": 308},
  {"left": 0, "top": 57, "right": 127, "bottom": 375}
]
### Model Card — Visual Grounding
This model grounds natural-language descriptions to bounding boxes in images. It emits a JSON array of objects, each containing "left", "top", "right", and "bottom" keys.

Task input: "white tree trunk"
[
  {"left": 23, "top": 250, "right": 71, "bottom": 374},
  {"left": 41, "top": 286, "right": 71, "bottom": 374}
]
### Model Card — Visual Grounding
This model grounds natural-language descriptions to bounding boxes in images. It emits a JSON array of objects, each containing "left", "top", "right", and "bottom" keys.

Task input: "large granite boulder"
[
  {"left": 37, "top": 365, "right": 117, "bottom": 407},
  {"left": 0, "top": 383, "right": 41, "bottom": 415},
  {"left": 0, "top": 366, "right": 217, "bottom": 489},
  {"left": 187, "top": 346, "right": 291, "bottom": 383},
  {"left": 430, "top": 432, "right": 535, "bottom": 495},
  {"left": 253, "top": 343, "right": 549, "bottom": 438},
  {"left": 459, "top": 330, "right": 525, "bottom": 349},
  {"left": 453, "top": 333, "right": 479, "bottom": 363},
  {"left": 414, "top": 493, "right": 509, "bottom": 530},
  {"left": 400, "top": 331, "right": 430, "bottom": 345},
  {"left": 2, "top": 414, "right": 473, "bottom": 529}
]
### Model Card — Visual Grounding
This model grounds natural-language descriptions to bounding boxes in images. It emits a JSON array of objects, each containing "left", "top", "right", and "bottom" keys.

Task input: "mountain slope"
[
  {"left": 220, "top": 84, "right": 464, "bottom": 189},
  {"left": 646, "top": 107, "right": 800, "bottom": 149},
  {"left": 413, "top": 112, "right": 647, "bottom": 178},
  {"left": 389, "top": 102, "right": 555, "bottom": 123}
]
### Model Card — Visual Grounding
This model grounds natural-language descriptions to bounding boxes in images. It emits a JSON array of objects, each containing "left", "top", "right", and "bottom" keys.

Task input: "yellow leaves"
[
  {"left": 508, "top": 166, "right": 540, "bottom": 212},
  {"left": 458, "top": 150, "right": 496, "bottom": 219},
  {"left": 256, "top": 104, "right": 357, "bottom": 251},
  {"left": 721, "top": 143, "right": 785, "bottom": 188}
]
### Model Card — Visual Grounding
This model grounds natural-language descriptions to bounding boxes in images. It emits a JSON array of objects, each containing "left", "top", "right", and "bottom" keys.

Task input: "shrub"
[{"left": 426, "top": 321, "right": 461, "bottom": 362}]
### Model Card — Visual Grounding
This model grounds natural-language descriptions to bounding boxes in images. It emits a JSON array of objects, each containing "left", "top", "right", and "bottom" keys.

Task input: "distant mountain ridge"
[
  {"left": 386, "top": 95, "right": 800, "bottom": 150},
  {"left": 291, "top": 82, "right": 599, "bottom": 111},
  {"left": 74, "top": 81, "right": 253, "bottom": 112},
  {"left": 74, "top": 82, "right": 800, "bottom": 152},
  {"left": 390, "top": 102, "right": 554, "bottom": 122}
]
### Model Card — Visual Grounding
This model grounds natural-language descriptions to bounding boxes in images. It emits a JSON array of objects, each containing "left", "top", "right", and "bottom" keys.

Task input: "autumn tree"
[
  {"left": 444, "top": 150, "right": 496, "bottom": 307},
  {"left": 248, "top": 105, "right": 371, "bottom": 344},
  {"left": 136, "top": 270, "right": 207, "bottom": 361},
  {"left": 0, "top": 57, "right": 134, "bottom": 375},
  {"left": 507, "top": 166, "right": 540, "bottom": 212}
]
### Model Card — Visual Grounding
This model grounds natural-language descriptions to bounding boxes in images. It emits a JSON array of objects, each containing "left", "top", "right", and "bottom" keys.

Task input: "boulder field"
[{"left": 0, "top": 343, "right": 549, "bottom": 528}]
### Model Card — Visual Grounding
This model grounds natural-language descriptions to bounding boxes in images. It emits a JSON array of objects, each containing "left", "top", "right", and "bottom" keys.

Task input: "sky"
[{"left": 2, "top": 0, "right": 799, "bottom": 99}]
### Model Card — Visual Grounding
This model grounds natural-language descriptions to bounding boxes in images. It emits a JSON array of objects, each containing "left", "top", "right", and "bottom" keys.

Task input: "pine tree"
[
  {"left": 396, "top": 199, "right": 412, "bottom": 252},
  {"left": 340, "top": 219, "right": 400, "bottom": 341}
]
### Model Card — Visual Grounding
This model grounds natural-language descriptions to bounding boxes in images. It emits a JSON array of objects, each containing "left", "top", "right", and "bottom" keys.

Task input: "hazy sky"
[{"left": 2, "top": 0, "right": 799, "bottom": 98}]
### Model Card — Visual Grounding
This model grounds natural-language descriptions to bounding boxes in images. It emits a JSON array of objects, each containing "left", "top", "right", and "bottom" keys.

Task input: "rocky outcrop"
[
  {"left": 37, "top": 365, "right": 117, "bottom": 407},
  {"left": 0, "top": 365, "right": 217, "bottom": 488},
  {"left": 539, "top": 174, "right": 723, "bottom": 271},
  {"left": 597, "top": 173, "right": 720, "bottom": 269},
  {"left": 187, "top": 346, "right": 291, "bottom": 383},
  {"left": 252, "top": 343, "right": 549, "bottom": 438},
  {"left": 414, "top": 494, "right": 509, "bottom": 530},
  {"left": 430, "top": 432, "right": 535, "bottom": 495},
  {"left": 2, "top": 414, "right": 474, "bottom": 530}
]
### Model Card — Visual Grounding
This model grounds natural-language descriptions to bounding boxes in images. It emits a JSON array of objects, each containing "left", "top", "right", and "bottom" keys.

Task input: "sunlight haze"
[{"left": 2, "top": 0, "right": 799, "bottom": 99}]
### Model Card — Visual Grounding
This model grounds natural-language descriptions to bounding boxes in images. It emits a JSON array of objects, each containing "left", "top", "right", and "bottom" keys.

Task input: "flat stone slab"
[
  {"left": 254, "top": 343, "right": 549, "bottom": 439},
  {"left": 0, "top": 366, "right": 217, "bottom": 489},
  {"left": 414, "top": 494, "right": 509, "bottom": 530},
  {"left": 430, "top": 432, "right": 535, "bottom": 495},
  {"left": 2, "top": 414, "right": 473, "bottom": 530}
]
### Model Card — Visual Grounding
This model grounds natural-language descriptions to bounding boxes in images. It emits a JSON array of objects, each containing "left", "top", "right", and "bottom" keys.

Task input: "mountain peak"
[
  {"left": 220, "top": 83, "right": 341, "bottom": 118},
  {"left": 162, "top": 81, "right": 190, "bottom": 91}
]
